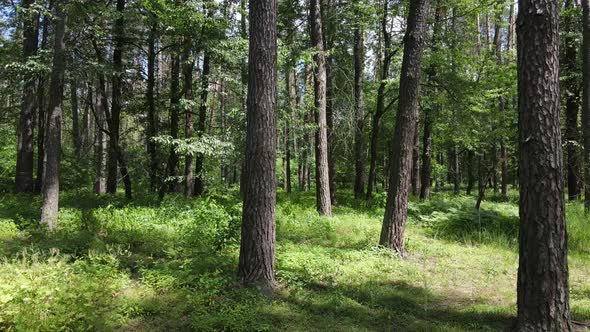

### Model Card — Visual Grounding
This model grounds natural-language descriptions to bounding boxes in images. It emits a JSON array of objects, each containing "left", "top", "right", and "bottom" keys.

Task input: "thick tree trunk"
[
  {"left": 324, "top": 0, "right": 336, "bottom": 206},
  {"left": 367, "top": 0, "right": 391, "bottom": 200},
  {"left": 516, "top": 0, "right": 572, "bottom": 329},
  {"left": 310, "top": 0, "right": 332, "bottom": 216},
  {"left": 167, "top": 52, "right": 181, "bottom": 193},
  {"left": 147, "top": 21, "right": 158, "bottom": 192},
  {"left": 380, "top": 0, "right": 429, "bottom": 254},
  {"left": 194, "top": 52, "right": 211, "bottom": 196},
  {"left": 36, "top": 11, "right": 51, "bottom": 193},
  {"left": 40, "top": 2, "right": 67, "bottom": 230},
  {"left": 583, "top": 0, "right": 590, "bottom": 210},
  {"left": 15, "top": 0, "right": 39, "bottom": 193},
  {"left": 183, "top": 36, "right": 195, "bottom": 197},
  {"left": 238, "top": 0, "right": 277, "bottom": 288},
  {"left": 353, "top": 26, "right": 366, "bottom": 199}
]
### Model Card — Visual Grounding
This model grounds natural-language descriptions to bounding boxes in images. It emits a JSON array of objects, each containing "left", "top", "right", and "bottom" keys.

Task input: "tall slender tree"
[
  {"left": 516, "top": 0, "right": 572, "bottom": 329},
  {"left": 238, "top": 0, "right": 277, "bottom": 288},
  {"left": 353, "top": 24, "right": 366, "bottom": 199},
  {"left": 15, "top": 0, "right": 39, "bottom": 193},
  {"left": 582, "top": 0, "right": 590, "bottom": 210},
  {"left": 310, "top": 0, "right": 331, "bottom": 216},
  {"left": 380, "top": 0, "right": 429, "bottom": 253},
  {"left": 41, "top": 1, "right": 67, "bottom": 230}
]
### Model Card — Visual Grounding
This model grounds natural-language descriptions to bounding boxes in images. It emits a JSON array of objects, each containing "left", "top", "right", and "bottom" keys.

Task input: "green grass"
[{"left": 0, "top": 190, "right": 589, "bottom": 331}]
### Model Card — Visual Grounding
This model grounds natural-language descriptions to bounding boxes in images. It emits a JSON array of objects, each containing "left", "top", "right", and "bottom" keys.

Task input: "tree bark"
[
  {"left": 411, "top": 120, "right": 420, "bottom": 197},
  {"left": 516, "top": 0, "right": 572, "bottom": 329},
  {"left": 238, "top": 0, "right": 277, "bottom": 288},
  {"left": 310, "top": 0, "right": 332, "bottom": 216},
  {"left": 15, "top": 0, "right": 39, "bottom": 193},
  {"left": 40, "top": 1, "right": 67, "bottom": 230},
  {"left": 183, "top": 36, "right": 195, "bottom": 197},
  {"left": 70, "top": 74, "right": 81, "bottom": 158},
  {"left": 147, "top": 20, "right": 158, "bottom": 192},
  {"left": 583, "top": 0, "right": 590, "bottom": 210},
  {"left": 367, "top": 0, "right": 391, "bottom": 200},
  {"left": 284, "top": 69, "right": 297, "bottom": 194},
  {"left": 353, "top": 26, "right": 366, "bottom": 199},
  {"left": 94, "top": 80, "right": 107, "bottom": 194},
  {"left": 380, "top": 0, "right": 429, "bottom": 254},
  {"left": 419, "top": 110, "right": 432, "bottom": 200},
  {"left": 194, "top": 51, "right": 211, "bottom": 196},
  {"left": 107, "top": 0, "right": 132, "bottom": 199}
]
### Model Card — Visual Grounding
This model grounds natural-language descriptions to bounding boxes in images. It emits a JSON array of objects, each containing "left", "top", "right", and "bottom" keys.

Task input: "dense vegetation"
[
  {"left": 1, "top": 0, "right": 589, "bottom": 330},
  {"left": 0, "top": 190, "right": 589, "bottom": 331}
]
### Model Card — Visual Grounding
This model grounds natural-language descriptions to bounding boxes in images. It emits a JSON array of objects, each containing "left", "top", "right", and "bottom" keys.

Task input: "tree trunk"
[
  {"left": 310, "top": 0, "right": 332, "bottom": 216},
  {"left": 353, "top": 26, "right": 366, "bottom": 199},
  {"left": 419, "top": 110, "right": 432, "bottom": 200},
  {"left": 466, "top": 150, "right": 475, "bottom": 195},
  {"left": 452, "top": 146, "right": 460, "bottom": 194},
  {"left": 16, "top": 0, "right": 39, "bottom": 193},
  {"left": 167, "top": 51, "right": 181, "bottom": 193},
  {"left": 367, "top": 0, "right": 391, "bottom": 200},
  {"left": 35, "top": 10, "right": 50, "bottom": 194},
  {"left": 238, "top": 0, "right": 277, "bottom": 288},
  {"left": 70, "top": 75, "right": 81, "bottom": 158},
  {"left": 147, "top": 20, "right": 158, "bottom": 192},
  {"left": 40, "top": 2, "right": 67, "bottom": 230},
  {"left": 411, "top": 120, "right": 420, "bottom": 197},
  {"left": 583, "top": 0, "right": 590, "bottom": 210},
  {"left": 106, "top": 0, "right": 131, "bottom": 199},
  {"left": 380, "top": 0, "right": 429, "bottom": 254},
  {"left": 94, "top": 80, "right": 107, "bottom": 194},
  {"left": 194, "top": 52, "right": 210, "bottom": 196},
  {"left": 183, "top": 36, "right": 195, "bottom": 197},
  {"left": 516, "top": 0, "right": 572, "bottom": 329},
  {"left": 284, "top": 69, "right": 297, "bottom": 194}
]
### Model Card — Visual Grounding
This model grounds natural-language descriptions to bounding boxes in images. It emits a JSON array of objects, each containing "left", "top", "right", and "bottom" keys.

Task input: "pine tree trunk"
[
  {"left": 583, "top": 0, "right": 590, "bottom": 210},
  {"left": 70, "top": 76, "right": 81, "bottom": 158},
  {"left": 194, "top": 52, "right": 210, "bottom": 196},
  {"left": 183, "top": 36, "right": 195, "bottom": 197},
  {"left": 310, "top": 0, "right": 331, "bottom": 216},
  {"left": 40, "top": 2, "right": 67, "bottom": 230},
  {"left": 284, "top": 69, "right": 297, "bottom": 194},
  {"left": 147, "top": 20, "right": 158, "bottom": 192},
  {"left": 419, "top": 111, "right": 432, "bottom": 200},
  {"left": 411, "top": 120, "right": 420, "bottom": 197},
  {"left": 367, "top": 0, "right": 391, "bottom": 200},
  {"left": 353, "top": 26, "right": 366, "bottom": 199},
  {"left": 516, "top": 0, "right": 572, "bottom": 329},
  {"left": 380, "top": 0, "right": 429, "bottom": 254},
  {"left": 35, "top": 12, "right": 50, "bottom": 194},
  {"left": 238, "top": 0, "right": 277, "bottom": 288},
  {"left": 15, "top": 0, "right": 39, "bottom": 193},
  {"left": 94, "top": 80, "right": 107, "bottom": 194}
]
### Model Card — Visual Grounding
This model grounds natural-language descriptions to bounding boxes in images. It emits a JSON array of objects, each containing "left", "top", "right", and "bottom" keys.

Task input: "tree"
[
  {"left": 582, "top": 0, "right": 590, "bottom": 210},
  {"left": 15, "top": 0, "right": 39, "bottom": 193},
  {"left": 516, "top": 0, "right": 572, "bottom": 329},
  {"left": 41, "top": 1, "right": 67, "bottom": 230},
  {"left": 353, "top": 23, "right": 366, "bottom": 199},
  {"left": 238, "top": 0, "right": 277, "bottom": 288},
  {"left": 310, "top": 0, "right": 331, "bottom": 216},
  {"left": 380, "top": 0, "right": 429, "bottom": 253}
]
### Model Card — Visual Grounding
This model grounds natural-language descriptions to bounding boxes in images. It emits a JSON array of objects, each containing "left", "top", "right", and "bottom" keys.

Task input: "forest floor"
[{"left": 0, "top": 189, "right": 589, "bottom": 331}]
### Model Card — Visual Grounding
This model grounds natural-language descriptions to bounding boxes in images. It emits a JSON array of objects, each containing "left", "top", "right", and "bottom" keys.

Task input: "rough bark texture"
[
  {"left": 419, "top": 111, "right": 432, "bottom": 200},
  {"left": 583, "top": 0, "right": 590, "bottom": 210},
  {"left": 194, "top": 52, "right": 210, "bottom": 196},
  {"left": 380, "top": 0, "right": 429, "bottom": 253},
  {"left": 147, "top": 21, "right": 158, "bottom": 192},
  {"left": 353, "top": 26, "right": 366, "bottom": 199},
  {"left": 70, "top": 76, "right": 81, "bottom": 158},
  {"left": 15, "top": 0, "right": 39, "bottom": 193},
  {"left": 35, "top": 13, "right": 50, "bottom": 194},
  {"left": 284, "top": 69, "right": 297, "bottom": 194},
  {"left": 183, "top": 36, "right": 195, "bottom": 197},
  {"left": 40, "top": 2, "right": 67, "bottom": 230},
  {"left": 516, "top": 0, "right": 572, "bottom": 330},
  {"left": 367, "top": 0, "right": 391, "bottom": 200},
  {"left": 238, "top": 0, "right": 277, "bottom": 288},
  {"left": 310, "top": 0, "right": 332, "bottom": 216},
  {"left": 411, "top": 120, "right": 420, "bottom": 197}
]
